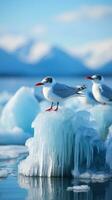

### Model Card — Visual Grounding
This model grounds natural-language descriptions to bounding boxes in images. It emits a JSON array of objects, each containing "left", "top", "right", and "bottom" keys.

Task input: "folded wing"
[
  {"left": 100, "top": 84, "right": 112, "bottom": 100},
  {"left": 53, "top": 83, "right": 82, "bottom": 98}
]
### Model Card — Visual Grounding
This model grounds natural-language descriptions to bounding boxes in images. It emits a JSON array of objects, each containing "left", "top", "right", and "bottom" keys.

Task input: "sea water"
[
  {"left": 0, "top": 77, "right": 112, "bottom": 200},
  {"left": 0, "top": 147, "right": 112, "bottom": 200}
]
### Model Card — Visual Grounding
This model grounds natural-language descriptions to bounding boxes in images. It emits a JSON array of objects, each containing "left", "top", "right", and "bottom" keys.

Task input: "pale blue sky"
[{"left": 0, "top": 0, "right": 112, "bottom": 48}]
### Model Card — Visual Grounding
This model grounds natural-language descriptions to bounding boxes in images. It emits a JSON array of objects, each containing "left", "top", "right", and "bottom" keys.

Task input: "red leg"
[
  {"left": 53, "top": 102, "right": 59, "bottom": 111},
  {"left": 45, "top": 102, "right": 53, "bottom": 111},
  {"left": 46, "top": 107, "right": 53, "bottom": 111},
  {"left": 54, "top": 107, "right": 58, "bottom": 111}
]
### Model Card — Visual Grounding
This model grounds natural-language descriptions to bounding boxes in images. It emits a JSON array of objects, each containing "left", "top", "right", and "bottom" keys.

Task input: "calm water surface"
[{"left": 0, "top": 173, "right": 112, "bottom": 200}]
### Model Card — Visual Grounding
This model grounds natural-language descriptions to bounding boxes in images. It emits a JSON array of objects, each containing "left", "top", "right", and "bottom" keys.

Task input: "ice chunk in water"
[
  {"left": 0, "top": 169, "right": 9, "bottom": 178},
  {"left": 67, "top": 185, "right": 90, "bottom": 192},
  {"left": 0, "top": 87, "right": 40, "bottom": 134}
]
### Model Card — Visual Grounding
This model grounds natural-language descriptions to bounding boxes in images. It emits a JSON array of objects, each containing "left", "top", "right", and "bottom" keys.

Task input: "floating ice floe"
[
  {"left": 19, "top": 106, "right": 104, "bottom": 177},
  {"left": 0, "top": 169, "right": 9, "bottom": 178},
  {"left": 67, "top": 185, "right": 90, "bottom": 192},
  {"left": 0, "top": 87, "right": 40, "bottom": 144},
  {"left": 76, "top": 171, "right": 112, "bottom": 183},
  {"left": 0, "top": 145, "right": 28, "bottom": 160},
  {"left": 0, "top": 127, "right": 31, "bottom": 145}
]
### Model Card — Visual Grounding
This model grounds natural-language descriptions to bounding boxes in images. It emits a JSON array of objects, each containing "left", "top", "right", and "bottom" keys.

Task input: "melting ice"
[{"left": 19, "top": 104, "right": 107, "bottom": 177}]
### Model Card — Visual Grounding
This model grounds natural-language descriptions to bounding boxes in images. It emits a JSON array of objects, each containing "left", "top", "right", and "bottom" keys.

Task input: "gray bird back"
[
  {"left": 53, "top": 83, "right": 79, "bottom": 98},
  {"left": 100, "top": 84, "right": 112, "bottom": 100}
]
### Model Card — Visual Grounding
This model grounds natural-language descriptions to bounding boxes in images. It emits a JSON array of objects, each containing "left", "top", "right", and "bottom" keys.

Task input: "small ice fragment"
[
  {"left": 0, "top": 169, "right": 8, "bottom": 178},
  {"left": 67, "top": 185, "right": 90, "bottom": 192},
  {"left": 91, "top": 173, "right": 112, "bottom": 182},
  {"left": 80, "top": 172, "right": 92, "bottom": 179}
]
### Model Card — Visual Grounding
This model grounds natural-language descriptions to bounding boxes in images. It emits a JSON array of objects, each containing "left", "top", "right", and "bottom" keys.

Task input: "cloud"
[
  {"left": 70, "top": 39, "right": 112, "bottom": 68},
  {"left": 0, "top": 34, "right": 27, "bottom": 52},
  {"left": 56, "top": 5, "right": 112, "bottom": 23},
  {"left": 31, "top": 24, "right": 47, "bottom": 37},
  {"left": 27, "top": 42, "right": 51, "bottom": 63}
]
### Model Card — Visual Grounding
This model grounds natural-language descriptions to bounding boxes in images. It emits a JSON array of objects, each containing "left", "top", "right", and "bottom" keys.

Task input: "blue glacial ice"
[
  {"left": 0, "top": 87, "right": 40, "bottom": 144},
  {"left": 19, "top": 104, "right": 106, "bottom": 177},
  {"left": 106, "top": 125, "right": 112, "bottom": 170},
  {"left": 91, "top": 105, "right": 112, "bottom": 139}
]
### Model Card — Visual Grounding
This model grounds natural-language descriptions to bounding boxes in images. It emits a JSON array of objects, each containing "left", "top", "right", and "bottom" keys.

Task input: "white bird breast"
[
  {"left": 43, "top": 86, "right": 63, "bottom": 102},
  {"left": 92, "top": 84, "right": 109, "bottom": 104}
]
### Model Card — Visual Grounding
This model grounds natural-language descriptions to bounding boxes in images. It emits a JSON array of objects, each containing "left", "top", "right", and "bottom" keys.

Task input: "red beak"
[
  {"left": 85, "top": 76, "right": 93, "bottom": 80},
  {"left": 35, "top": 82, "right": 44, "bottom": 86}
]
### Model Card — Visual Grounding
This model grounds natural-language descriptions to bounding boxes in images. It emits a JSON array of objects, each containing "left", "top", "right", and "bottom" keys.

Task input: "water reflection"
[
  {"left": 18, "top": 176, "right": 112, "bottom": 200},
  {"left": 18, "top": 176, "right": 92, "bottom": 200}
]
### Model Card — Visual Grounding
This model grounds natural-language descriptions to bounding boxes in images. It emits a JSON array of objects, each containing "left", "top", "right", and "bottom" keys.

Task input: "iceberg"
[
  {"left": 19, "top": 108, "right": 75, "bottom": 177},
  {"left": 71, "top": 110, "right": 104, "bottom": 177},
  {"left": 106, "top": 125, "right": 112, "bottom": 169},
  {"left": 19, "top": 107, "right": 104, "bottom": 177},
  {"left": 91, "top": 105, "right": 112, "bottom": 139},
  {"left": 0, "top": 87, "right": 40, "bottom": 144}
]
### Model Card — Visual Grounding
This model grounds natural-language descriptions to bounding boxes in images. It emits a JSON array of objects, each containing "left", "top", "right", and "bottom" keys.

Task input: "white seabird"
[
  {"left": 35, "top": 76, "right": 86, "bottom": 111},
  {"left": 86, "top": 74, "right": 112, "bottom": 105}
]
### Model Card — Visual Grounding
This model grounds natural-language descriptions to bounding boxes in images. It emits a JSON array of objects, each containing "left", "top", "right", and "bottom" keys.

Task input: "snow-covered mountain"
[
  {"left": 0, "top": 40, "right": 111, "bottom": 76},
  {"left": 0, "top": 45, "right": 91, "bottom": 76}
]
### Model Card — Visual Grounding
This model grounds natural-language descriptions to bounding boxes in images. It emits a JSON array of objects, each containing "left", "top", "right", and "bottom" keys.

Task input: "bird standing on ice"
[
  {"left": 86, "top": 74, "right": 112, "bottom": 105},
  {"left": 35, "top": 76, "right": 86, "bottom": 111}
]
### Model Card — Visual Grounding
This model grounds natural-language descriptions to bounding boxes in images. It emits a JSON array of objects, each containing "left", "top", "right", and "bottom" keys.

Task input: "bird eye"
[
  {"left": 46, "top": 77, "right": 52, "bottom": 83},
  {"left": 97, "top": 75, "right": 102, "bottom": 80},
  {"left": 44, "top": 77, "right": 52, "bottom": 83},
  {"left": 48, "top": 78, "right": 52, "bottom": 83}
]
